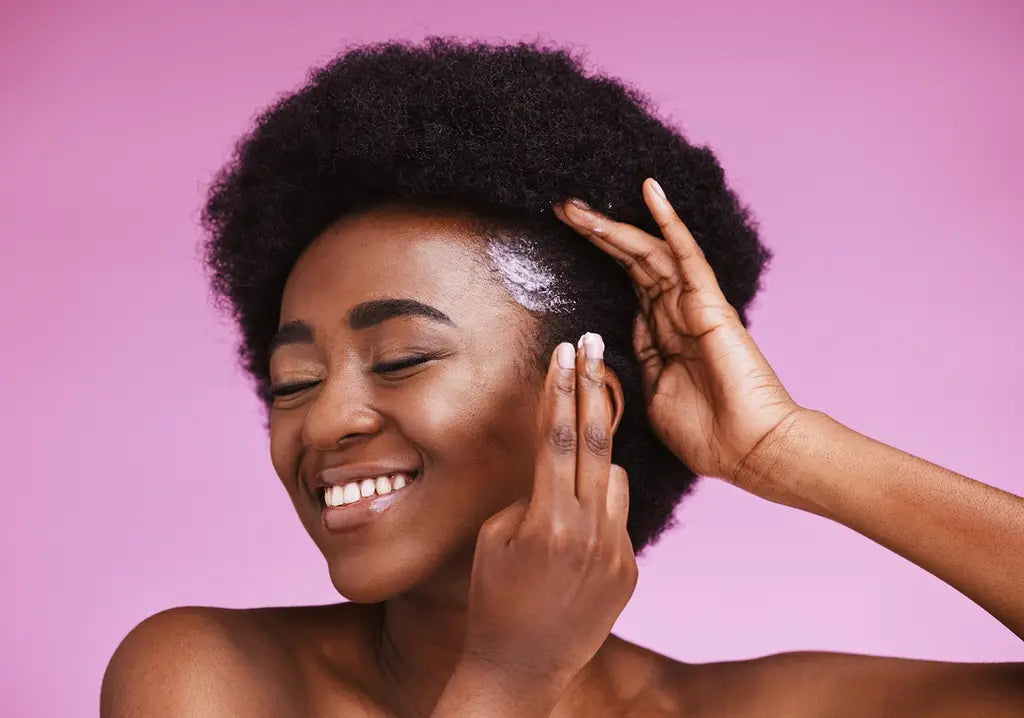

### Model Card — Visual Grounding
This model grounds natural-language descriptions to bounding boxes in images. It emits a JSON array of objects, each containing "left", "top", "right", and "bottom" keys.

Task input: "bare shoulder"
[
  {"left": 747, "top": 650, "right": 1024, "bottom": 717},
  {"left": 100, "top": 605, "right": 311, "bottom": 717},
  {"left": 643, "top": 647, "right": 1024, "bottom": 718}
]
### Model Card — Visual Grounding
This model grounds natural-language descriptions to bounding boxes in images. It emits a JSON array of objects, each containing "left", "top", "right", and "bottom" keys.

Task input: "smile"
[
  {"left": 322, "top": 472, "right": 414, "bottom": 507},
  {"left": 318, "top": 471, "right": 419, "bottom": 533}
]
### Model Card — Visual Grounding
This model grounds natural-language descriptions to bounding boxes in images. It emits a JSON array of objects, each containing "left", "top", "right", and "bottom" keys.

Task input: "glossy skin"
[
  {"left": 101, "top": 186, "right": 1024, "bottom": 717},
  {"left": 270, "top": 205, "right": 546, "bottom": 608}
]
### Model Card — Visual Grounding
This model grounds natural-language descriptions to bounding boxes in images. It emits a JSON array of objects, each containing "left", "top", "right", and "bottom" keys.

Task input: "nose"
[{"left": 300, "top": 373, "right": 382, "bottom": 450}]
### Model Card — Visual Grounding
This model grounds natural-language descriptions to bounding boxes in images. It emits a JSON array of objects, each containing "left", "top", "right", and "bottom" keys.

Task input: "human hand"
[
  {"left": 553, "top": 179, "right": 806, "bottom": 500},
  {"left": 456, "top": 336, "right": 637, "bottom": 705}
]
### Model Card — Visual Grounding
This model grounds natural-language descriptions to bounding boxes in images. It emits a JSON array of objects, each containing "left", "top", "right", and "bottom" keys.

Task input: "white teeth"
[
  {"left": 343, "top": 483, "right": 361, "bottom": 504},
  {"left": 323, "top": 472, "right": 414, "bottom": 507}
]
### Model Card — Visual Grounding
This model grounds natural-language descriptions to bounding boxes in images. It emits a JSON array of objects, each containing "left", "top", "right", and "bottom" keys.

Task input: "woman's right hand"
[{"left": 440, "top": 334, "right": 638, "bottom": 713}]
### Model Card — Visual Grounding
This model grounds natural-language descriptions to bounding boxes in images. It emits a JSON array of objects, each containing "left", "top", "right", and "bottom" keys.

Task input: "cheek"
[
  {"left": 409, "top": 358, "right": 523, "bottom": 433},
  {"left": 268, "top": 417, "right": 302, "bottom": 496},
  {"left": 392, "top": 361, "right": 540, "bottom": 500}
]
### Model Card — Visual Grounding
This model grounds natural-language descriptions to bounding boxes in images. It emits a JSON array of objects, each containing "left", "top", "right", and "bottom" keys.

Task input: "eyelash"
[{"left": 270, "top": 355, "right": 433, "bottom": 398}]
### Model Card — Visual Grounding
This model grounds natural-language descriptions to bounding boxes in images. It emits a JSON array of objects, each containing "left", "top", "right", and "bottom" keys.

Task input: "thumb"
[
  {"left": 633, "top": 312, "right": 663, "bottom": 403},
  {"left": 477, "top": 498, "right": 530, "bottom": 548}
]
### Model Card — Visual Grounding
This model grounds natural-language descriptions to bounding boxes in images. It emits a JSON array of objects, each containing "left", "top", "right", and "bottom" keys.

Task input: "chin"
[
  {"left": 329, "top": 569, "right": 410, "bottom": 604},
  {"left": 321, "top": 537, "right": 474, "bottom": 604},
  {"left": 319, "top": 550, "right": 415, "bottom": 603}
]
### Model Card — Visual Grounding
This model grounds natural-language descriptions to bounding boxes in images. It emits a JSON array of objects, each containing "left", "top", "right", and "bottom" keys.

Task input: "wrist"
[{"left": 732, "top": 407, "right": 833, "bottom": 514}]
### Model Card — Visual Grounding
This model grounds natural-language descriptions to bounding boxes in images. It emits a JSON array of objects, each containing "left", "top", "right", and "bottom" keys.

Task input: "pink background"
[{"left": 2, "top": 1, "right": 1022, "bottom": 714}]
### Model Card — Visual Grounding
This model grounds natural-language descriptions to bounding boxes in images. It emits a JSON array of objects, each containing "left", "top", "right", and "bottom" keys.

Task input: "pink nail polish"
[
  {"left": 583, "top": 333, "right": 604, "bottom": 361},
  {"left": 556, "top": 343, "right": 575, "bottom": 369},
  {"left": 649, "top": 179, "right": 667, "bottom": 201}
]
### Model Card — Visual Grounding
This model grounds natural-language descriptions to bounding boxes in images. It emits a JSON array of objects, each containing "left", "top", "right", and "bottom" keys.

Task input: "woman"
[{"left": 101, "top": 38, "right": 1023, "bottom": 716}]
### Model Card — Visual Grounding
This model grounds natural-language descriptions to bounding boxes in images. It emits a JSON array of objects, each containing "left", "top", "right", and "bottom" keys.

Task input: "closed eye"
[
  {"left": 270, "top": 355, "right": 436, "bottom": 398},
  {"left": 374, "top": 355, "right": 431, "bottom": 374},
  {"left": 270, "top": 380, "right": 318, "bottom": 398}
]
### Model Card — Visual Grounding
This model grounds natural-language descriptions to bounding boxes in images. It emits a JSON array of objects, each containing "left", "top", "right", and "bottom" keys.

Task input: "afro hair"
[{"left": 200, "top": 36, "right": 773, "bottom": 553}]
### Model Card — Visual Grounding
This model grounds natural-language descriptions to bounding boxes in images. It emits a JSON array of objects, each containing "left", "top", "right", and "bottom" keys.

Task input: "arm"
[
  {"left": 556, "top": 179, "right": 1024, "bottom": 643},
  {"left": 742, "top": 651, "right": 1024, "bottom": 717},
  {"left": 554, "top": 178, "right": 1023, "bottom": 713},
  {"left": 738, "top": 407, "right": 1024, "bottom": 639}
]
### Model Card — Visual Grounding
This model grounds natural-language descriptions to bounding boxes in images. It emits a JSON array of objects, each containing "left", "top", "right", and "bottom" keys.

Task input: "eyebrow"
[{"left": 268, "top": 298, "right": 455, "bottom": 357}]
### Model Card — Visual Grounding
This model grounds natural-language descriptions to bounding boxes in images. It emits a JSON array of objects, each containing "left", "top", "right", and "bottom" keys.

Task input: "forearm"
[{"left": 741, "top": 408, "right": 1024, "bottom": 639}]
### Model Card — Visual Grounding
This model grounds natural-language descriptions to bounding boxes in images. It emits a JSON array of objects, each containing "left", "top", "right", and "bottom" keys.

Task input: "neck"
[
  {"left": 374, "top": 553, "right": 475, "bottom": 715},
  {"left": 367, "top": 552, "right": 617, "bottom": 716}
]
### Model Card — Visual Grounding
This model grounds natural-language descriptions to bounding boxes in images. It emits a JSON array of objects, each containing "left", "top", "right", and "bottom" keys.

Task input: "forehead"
[{"left": 279, "top": 205, "right": 512, "bottom": 325}]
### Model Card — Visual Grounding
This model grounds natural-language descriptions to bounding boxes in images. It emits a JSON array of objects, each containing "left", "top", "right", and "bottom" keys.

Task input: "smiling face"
[{"left": 268, "top": 204, "right": 546, "bottom": 602}]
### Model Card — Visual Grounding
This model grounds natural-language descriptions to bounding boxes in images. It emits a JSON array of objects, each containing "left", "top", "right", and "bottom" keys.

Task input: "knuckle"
[
  {"left": 546, "top": 522, "right": 571, "bottom": 551},
  {"left": 679, "top": 277, "right": 701, "bottom": 295},
  {"left": 515, "top": 523, "right": 543, "bottom": 551},
  {"left": 477, "top": 517, "right": 502, "bottom": 542},
  {"left": 606, "top": 542, "right": 637, "bottom": 577},
  {"left": 548, "top": 423, "right": 577, "bottom": 453},
  {"left": 553, "top": 372, "right": 576, "bottom": 396},
  {"left": 637, "top": 247, "right": 658, "bottom": 265},
  {"left": 564, "top": 534, "right": 600, "bottom": 570},
  {"left": 657, "top": 214, "right": 685, "bottom": 233},
  {"left": 622, "top": 560, "right": 639, "bottom": 589},
  {"left": 548, "top": 522, "right": 596, "bottom": 556},
  {"left": 684, "top": 247, "right": 704, "bottom": 262},
  {"left": 475, "top": 528, "right": 499, "bottom": 553},
  {"left": 582, "top": 423, "right": 611, "bottom": 456}
]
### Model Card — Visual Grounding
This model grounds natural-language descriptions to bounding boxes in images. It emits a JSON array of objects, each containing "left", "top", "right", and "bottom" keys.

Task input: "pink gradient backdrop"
[{"left": 2, "top": 1, "right": 1022, "bottom": 714}]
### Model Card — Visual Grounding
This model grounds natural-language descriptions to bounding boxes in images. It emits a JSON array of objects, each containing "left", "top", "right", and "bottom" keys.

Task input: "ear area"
[{"left": 603, "top": 365, "right": 626, "bottom": 436}]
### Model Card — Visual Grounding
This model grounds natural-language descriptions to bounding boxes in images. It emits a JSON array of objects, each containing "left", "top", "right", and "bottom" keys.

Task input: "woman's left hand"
[{"left": 553, "top": 179, "right": 805, "bottom": 499}]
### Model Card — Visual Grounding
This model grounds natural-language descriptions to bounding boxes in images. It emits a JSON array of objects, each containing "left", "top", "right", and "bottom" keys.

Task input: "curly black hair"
[{"left": 200, "top": 36, "right": 772, "bottom": 554}]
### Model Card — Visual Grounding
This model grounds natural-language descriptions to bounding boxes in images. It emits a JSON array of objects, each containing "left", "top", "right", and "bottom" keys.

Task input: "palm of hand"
[
  {"left": 643, "top": 311, "right": 798, "bottom": 482},
  {"left": 555, "top": 179, "right": 803, "bottom": 487}
]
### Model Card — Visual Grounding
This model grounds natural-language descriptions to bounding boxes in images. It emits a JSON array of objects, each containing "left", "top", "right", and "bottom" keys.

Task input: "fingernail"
[
  {"left": 580, "top": 332, "right": 604, "bottom": 361},
  {"left": 583, "top": 333, "right": 605, "bottom": 378},
  {"left": 568, "top": 197, "right": 593, "bottom": 212},
  {"left": 556, "top": 342, "right": 575, "bottom": 369},
  {"left": 649, "top": 178, "right": 667, "bottom": 201}
]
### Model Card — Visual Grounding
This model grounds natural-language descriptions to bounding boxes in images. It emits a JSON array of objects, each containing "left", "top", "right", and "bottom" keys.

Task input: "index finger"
[
  {"left": 640, "top": 177, "right": 723, "bottom": 299},
  {"left": 574, "top": 333, "right": 613, "bottom": 516},
  {"left": 528, "top": 342, "right": 579, "bottom": 517},
  {"left": 556, "top": 200, "right": 677, "bottom": 296}
]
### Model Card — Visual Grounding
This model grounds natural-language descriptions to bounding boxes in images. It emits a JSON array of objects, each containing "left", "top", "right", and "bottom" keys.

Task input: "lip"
[
  {"left": 308, "top": 461, "right": 421, "bottom": 535},
  {"left": 320, "top": 477, "right": 418, "bottom": 533}
]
